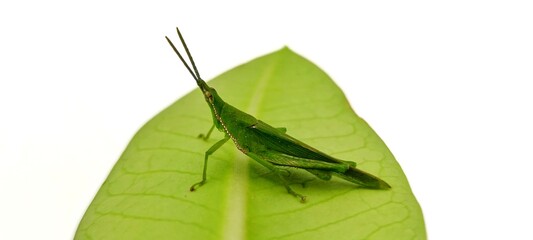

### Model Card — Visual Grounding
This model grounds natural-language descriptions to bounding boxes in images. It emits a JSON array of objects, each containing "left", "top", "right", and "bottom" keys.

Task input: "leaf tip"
[{"left": 279, "top": 45, "right": 292, "bottom": 52}]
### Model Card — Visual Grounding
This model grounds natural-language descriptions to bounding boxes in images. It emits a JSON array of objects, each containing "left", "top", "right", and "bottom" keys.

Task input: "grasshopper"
[{"left": 165, "top": 27, "right": 390, "bottom": 202}]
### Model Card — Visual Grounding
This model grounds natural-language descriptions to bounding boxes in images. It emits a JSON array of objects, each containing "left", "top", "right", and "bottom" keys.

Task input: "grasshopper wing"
[
  {"left": 250, "top": 120, "right": 391, "bottom": 189},
  {"left": 250, "top": 120, "right": 343, "bottom": 163}
]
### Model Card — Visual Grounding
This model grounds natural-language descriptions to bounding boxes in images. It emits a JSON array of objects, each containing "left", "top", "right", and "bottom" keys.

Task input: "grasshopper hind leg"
[
  {"left": 246, "top": 152, "right": 307, "bottom": 202},
  {"left": 273, "top": 168, "right": 307, "bottom": 202}
]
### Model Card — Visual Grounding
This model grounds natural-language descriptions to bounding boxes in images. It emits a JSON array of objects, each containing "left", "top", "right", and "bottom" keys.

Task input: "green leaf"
[{"left": 75, "top": 48, "right": 425, "bottom": 240}]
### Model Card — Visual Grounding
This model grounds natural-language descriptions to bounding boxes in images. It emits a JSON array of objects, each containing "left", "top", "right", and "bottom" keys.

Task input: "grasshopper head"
[{"left": 196, "top": 79, "right": 222, "bottom": 106}]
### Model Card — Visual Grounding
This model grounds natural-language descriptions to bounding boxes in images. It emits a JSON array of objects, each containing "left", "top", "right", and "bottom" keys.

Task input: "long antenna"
[
  {"left": 175, "top": 27, "right": 202, "bottom": 80},
  {"left": 165, "top": 36, "right": 198, "bottom": 81}
]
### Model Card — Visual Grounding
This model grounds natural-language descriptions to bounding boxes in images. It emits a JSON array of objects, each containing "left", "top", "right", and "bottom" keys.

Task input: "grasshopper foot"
[
  {"left": 286, "top": 186, "right": 307, "bottom": 203},
  {"left": 297, "top": 195, "right": 307, "bottom": 203},
  {"left": 190, "top": 181, "right": 206, "bottom": 192},
  {"left": 197, "top": 134, "right": 208, "bottom": 141}
]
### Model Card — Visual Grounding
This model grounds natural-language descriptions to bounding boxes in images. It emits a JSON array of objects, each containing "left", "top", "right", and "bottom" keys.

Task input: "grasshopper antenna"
[
  {"left": 165, "top": 28, "right": 200, "bottom": 82},
  {"left": 175, "top": 27, "right": 202, "bottom": 80},
  {"left": 165, "top": 36, "right": 198, "bottom": 82}
]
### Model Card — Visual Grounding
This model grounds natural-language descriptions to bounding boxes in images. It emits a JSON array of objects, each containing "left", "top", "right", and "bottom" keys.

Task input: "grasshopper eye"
[{"left": 205, "top": 91, "right": 213, "bottom": 100}]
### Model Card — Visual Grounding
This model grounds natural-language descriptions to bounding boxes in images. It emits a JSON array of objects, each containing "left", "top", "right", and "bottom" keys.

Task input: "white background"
[{"left": 1, "top": 1, "right": 532, "bottom": 239}]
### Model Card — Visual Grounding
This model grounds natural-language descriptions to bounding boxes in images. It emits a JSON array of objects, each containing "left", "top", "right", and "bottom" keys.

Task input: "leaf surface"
[{"left": 75, "top": 48, "right": 425, "bottom": 240}]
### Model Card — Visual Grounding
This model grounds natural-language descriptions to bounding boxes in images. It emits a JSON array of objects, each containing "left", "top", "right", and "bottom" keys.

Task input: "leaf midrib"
[{"left": 221, "top": 52, "right": 280, "bottom": 240}]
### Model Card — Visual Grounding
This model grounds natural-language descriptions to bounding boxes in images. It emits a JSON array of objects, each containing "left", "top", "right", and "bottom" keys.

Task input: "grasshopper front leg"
[
  {"left": 198, "top": 124, "right": 215, "bottom": 141},
  {"left": 190, "top": 135, "right": 230, "bottom": 191}
]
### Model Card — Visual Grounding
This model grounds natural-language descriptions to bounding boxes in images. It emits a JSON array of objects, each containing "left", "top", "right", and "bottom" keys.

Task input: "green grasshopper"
[{"left": 165, "top": 27, "right": 391, "bottom": 202}]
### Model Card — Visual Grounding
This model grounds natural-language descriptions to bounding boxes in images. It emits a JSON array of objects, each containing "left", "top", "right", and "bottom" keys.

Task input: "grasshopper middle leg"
[{"left": 190, "top": 135, "right": 230, "bottom": 191}]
